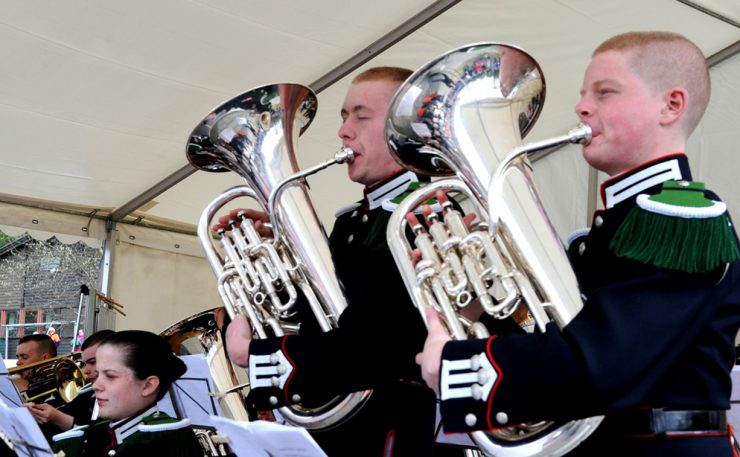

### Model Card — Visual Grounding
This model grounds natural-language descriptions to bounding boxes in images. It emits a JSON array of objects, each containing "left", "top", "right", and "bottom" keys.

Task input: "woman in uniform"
[{"left": 52, "top": 330, "right": 203, "bottom": 456}]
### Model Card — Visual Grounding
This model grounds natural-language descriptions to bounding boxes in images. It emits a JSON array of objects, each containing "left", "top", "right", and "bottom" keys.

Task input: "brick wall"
[{"left": 0, "top": 237, "right": 102, "bottom": 357}]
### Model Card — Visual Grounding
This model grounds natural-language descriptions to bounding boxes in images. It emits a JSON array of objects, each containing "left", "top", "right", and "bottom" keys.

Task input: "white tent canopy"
[{"left": 1, "top": 0, "right": 739, "bottom": 331}]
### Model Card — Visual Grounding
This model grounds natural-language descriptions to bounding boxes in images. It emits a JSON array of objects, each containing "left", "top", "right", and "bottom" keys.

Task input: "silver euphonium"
[
  {"left": 385, "top": 43, "right": 603, "bottom": 456},
  {"left": 187, "top": 83, "right": 370, "bottom": 430}
]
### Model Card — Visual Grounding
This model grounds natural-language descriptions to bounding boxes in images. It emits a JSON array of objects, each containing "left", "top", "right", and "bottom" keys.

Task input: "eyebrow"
[
  {"left": 340, "top": 104, "right": 372, "bottom": 117},
  {"left": 580, "top": 79, "right": 620, "bottom": 95},
  {"left": 99, "top": 368, "right": 126, "bottom": 375},
  {"left": 593, "top": 79, "right": 621, "bottom": 88}
]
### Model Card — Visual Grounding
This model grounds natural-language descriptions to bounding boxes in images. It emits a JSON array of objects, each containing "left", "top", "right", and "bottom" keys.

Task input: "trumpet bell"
[
  {"left": 10, "top": 354, "right": 87, "bottom": 406},
  {"left": 56, "top": 358, "right": 87, "bottom": 403}
]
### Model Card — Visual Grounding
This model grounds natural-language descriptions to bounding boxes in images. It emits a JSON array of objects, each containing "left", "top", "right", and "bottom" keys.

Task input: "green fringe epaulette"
[{"left": 611, "top": 180, "right": 740, "bottom": 273}]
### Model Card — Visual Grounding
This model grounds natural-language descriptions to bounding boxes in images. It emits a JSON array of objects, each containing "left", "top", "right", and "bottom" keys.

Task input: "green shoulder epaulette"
[{"left": 611, "top": 180, "right": 740, "bottom": 273}]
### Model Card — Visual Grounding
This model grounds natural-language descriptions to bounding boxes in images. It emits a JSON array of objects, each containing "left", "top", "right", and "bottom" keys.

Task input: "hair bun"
[{"left": 168, "top": 354, "right": 187, "bottom": 381}]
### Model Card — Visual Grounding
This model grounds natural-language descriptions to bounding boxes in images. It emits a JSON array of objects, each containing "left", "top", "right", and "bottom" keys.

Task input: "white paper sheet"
[
  {"left": 0, "top": 405, "right": 53, "bottom": 456},
  {"left": 209, "top": 416, "right": 327, "bottom": 457}
]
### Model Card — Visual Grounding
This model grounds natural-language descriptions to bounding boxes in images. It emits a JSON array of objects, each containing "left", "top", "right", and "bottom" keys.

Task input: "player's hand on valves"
[
  {"left": 212, "top": 208, "right": 273, "bottom": 237},
  {"left": 434, "top": 190, "right": 478, "bottom": 228}
]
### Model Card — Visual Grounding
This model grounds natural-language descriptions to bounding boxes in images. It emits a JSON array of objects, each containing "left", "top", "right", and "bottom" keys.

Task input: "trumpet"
[{"left": 9, "top": 354, "right": 86, "bottom": 406}]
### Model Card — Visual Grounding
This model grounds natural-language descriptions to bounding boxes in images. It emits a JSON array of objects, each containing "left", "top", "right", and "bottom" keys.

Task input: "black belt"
[{"left": 608, "top": 408, "right": 728, "bottom": 437}]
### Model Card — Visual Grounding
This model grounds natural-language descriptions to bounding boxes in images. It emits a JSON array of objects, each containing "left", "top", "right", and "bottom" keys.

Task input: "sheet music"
[
  {"left": 210, "top": 416, "right": 327, "bottom": 457},
  {"left": 0, "top": 404, "right": 54, "bottom": 456},
  {"left": 0, "top": 361, "right": 23, "bottom": 407},
  {"left": 158, "top": 354, "right": 224, "bottom": 429}
]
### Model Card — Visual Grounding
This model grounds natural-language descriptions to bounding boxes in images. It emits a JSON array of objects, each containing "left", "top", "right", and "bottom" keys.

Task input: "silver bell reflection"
[{"left": 386, "top": 43, "right": 544, "bottom": 202}]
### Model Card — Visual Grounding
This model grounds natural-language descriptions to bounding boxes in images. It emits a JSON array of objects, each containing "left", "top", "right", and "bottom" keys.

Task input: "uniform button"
[
  {"left": 347, "top": 234, "right": 354, "bottom": 243},
  {"left": 269, "top": 396, "right": 278, "bottom": 406},
  {"left": 362, "top": 214, "right": 369, "bottom": 223},
  {"left": 471, "top": 384, "right": 482, "bottom": 400},
  {"left": 465, "top": 413, "right": 477, "bottom": 427},
  {"left": 578, "top": 241, "right": 586, "bottom": 256},
  {"left": 271, "top": 376, "right": 280, "bottom": 387},
  {"left": 108, "top": 451, "right": 116, "bottom": 457},
  {"left": 270, "top": 353, "right": 279, "bottom": 364},
  {"left": 277, "top": 365, "right": 287, "bottom": 375},
  {"left": 594, "top": 215, "right": 603, "bottom": 227},
  {"left": 495, "top": 411, "right": 509, "bottom": 424},
  {"left": 470, "top": 354, "right": 481, "bottom": 370},
  {"left": 478, "top": 370, "right": 490, "bottom": 384},
  {"left": 292, "top": 394, "right": 302, "bottom": 403}
]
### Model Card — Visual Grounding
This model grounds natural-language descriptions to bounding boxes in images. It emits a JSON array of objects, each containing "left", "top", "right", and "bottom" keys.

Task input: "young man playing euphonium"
[
  {"left": 224, "top": 67, "right": 441, "bottom": 456},
  {"left": 417, "top": 31, "right": 740, "bottom": 456}
]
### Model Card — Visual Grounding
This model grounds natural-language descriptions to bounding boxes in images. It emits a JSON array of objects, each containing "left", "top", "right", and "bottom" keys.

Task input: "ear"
[
  {"left": 140, "top": 375, "right": 161, "bottom": 398},
  {"left": 659, "top": 87, "right": 688, "bottom": 126}
]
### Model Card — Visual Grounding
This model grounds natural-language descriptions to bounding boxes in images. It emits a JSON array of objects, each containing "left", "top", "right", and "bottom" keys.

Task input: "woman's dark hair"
[{"left": 98, "top": 330, "right": 186, "bottom": 401}]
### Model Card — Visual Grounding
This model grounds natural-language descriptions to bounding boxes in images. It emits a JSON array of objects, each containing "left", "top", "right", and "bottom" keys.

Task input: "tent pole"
[
  {"left": 708, "top": 40, "right": 740, "bottom": 67},
  {"left": 675, "top": 1, "right": 740, "bottom": 29},
  {"left": 309, "top": 0, "right": 461, "bottom": 92}
]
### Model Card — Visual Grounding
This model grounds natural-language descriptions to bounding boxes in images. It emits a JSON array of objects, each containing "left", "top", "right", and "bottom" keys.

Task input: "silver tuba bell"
[
  {"left": 187, "top": 83, "right": 370, "bottom": 430},
  {"left": 385, "top": 43, "right": 602, "bottom": 456}
]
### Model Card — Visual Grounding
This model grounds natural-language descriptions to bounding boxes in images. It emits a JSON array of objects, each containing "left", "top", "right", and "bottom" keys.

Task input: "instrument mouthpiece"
[
  {"left": 336, "top": 147, "right": 355, "bottom": 164},
  {"left": 571, "top": 123, "right": 592, "bottom": 145}
]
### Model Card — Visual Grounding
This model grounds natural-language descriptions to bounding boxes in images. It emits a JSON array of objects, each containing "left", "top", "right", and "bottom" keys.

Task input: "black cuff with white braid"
[
  {"left": 439, "top": 337, "right": 501, "bottom": 433},
  {"left": 246, "top": 337, "right": 296, "bottom": 409}
]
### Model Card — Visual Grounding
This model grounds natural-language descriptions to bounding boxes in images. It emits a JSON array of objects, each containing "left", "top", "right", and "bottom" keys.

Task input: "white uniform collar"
[
  {"left": 110, "top": 404, "right": 159, "bottom": 443},
  {"left": 364, "top": 171, "right": 418, "bottom": 210},
  {"left": 601, "top": 154, "right": 690, "bottom": 209}
]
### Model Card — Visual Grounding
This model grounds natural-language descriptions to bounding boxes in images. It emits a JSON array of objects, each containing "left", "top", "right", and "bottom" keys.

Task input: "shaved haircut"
[{"left": 594, "top": 31, "right": 710, "bottom": 136}]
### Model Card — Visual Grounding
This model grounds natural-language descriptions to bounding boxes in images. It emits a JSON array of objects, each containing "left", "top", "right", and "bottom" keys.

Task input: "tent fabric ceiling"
[{"left": 2, "top": 0, "right": 740, "bottom": 236}]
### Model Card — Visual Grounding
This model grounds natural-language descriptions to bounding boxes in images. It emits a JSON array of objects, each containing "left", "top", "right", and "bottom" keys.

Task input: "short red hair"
[
  {"left": 594, "top": 31, "right": 710, "bottom": 136},
  {"left": 352, "top": 66, "right": 412, "bottom": 85}
]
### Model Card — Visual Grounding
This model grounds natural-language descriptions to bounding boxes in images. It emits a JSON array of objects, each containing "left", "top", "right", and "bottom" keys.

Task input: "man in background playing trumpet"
[
  {"left": 11, "top": 333, "right": 57, "bottom": 394},
  {"left": 223, "top": 67, "right": 442, "bottom": 456},
  {"left": 26, "top": 329, "right": 115, "bottom": 437}
]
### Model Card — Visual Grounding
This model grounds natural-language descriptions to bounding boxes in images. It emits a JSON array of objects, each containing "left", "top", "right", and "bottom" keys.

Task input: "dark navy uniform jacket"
[
  {"left": 247, "top": 170, "right": 436, "bottom": 457},
  {"left": 438, "top": 154, "right": 740, "bottom": 456}
]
